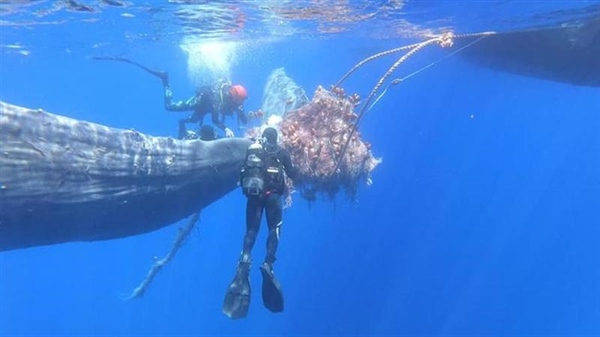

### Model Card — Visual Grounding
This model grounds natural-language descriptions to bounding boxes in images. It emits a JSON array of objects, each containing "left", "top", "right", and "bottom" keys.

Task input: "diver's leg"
[
  {"left": 260, "top": 192, "right": 284, "bottom": 313},
  {"left": 241, "top": 195, "right": 263, "bottom": 263},
  {"left": 178, "top": 119, "right": 187, "bottom": 140},
  {"left": 222, "top": 195, "right": 263, "bottom": 319},
  {"left": 162, "top": 78, "right": 174, "bottom": 110},
  {"left": 178, "top": 113, "right": 203, "bottom": 139},
  {"left": 264, "top": 193, "right": 282, "bottom": 266}
]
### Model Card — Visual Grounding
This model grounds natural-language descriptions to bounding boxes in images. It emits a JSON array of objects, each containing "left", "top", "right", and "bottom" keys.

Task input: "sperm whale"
[{"left": 0, "top": 101, "right": 250, "bottom": 251}]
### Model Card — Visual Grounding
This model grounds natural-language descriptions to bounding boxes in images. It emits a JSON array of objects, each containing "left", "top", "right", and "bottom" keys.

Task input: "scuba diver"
[
  {"left": 90, "top": 57, "right": 249, "bottom": 137},
  {"left": 158, "top": 72, "right": 249, "bottom": 138},
  {"left": 223, "top": 127, "right": 298, "bottom": 319}
]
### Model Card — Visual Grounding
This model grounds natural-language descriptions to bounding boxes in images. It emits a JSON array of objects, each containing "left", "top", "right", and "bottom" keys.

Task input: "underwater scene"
[{"left": 0, "top": 0, "right": 599, "bottom": 336}]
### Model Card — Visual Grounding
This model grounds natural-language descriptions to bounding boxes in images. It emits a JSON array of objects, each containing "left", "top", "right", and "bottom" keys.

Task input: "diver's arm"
[
  {"left": 236, "top": 106, "right": 248, "bottom": 125},
  {"left": 280, "top": 149, "right": 298, "bottom": 180},
  {"left": 210, "top": 99, "right": 236, "bottom": 137},
  {"left": 211, "top": 110, "right": 227, "bottom": 131}
]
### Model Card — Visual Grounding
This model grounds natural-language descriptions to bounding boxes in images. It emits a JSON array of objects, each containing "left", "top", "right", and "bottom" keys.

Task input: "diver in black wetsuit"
[
  {"left": 90, "top": 57, "right": 249, "bottom": 137},
  {"left": 158, "top": 73, "right": 249, "bottom": 138},
  {"left": 223, "top": 127, "right": 298, "bottom": 319}
]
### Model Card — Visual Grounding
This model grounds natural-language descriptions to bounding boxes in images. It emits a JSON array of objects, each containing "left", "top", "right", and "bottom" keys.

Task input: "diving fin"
[
  {"left": 222, "top": 262, "right": 251, "bottom": 319},
  {"left": 260, "top": 263, "right": 284, "bottom": 313},
  {"left": 92, "top": 56, "right": 168, "bottom": 83}
]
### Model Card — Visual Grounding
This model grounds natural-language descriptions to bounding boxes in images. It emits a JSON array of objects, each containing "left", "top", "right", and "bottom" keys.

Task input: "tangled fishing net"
[
  {"left": 246, "top": 69, "right": 381, "bottom": 203},
  {"left": 280, "top": 86, "right": 381, "bottom": 200}
]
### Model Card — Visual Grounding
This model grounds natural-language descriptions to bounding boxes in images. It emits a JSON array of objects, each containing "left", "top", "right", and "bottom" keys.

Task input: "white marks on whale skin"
[{"left": 165, "top": 155, "right": 176, "bottom": 167}]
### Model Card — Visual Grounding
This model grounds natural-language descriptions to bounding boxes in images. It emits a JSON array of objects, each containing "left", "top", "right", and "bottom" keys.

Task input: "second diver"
[{"left": 222, "top": 127, "right": 298, "bottom": 319}]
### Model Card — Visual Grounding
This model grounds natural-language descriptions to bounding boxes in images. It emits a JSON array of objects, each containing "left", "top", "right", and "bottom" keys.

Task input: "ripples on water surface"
[{"left": 1, "top": 0, "right": 598, "bottom": 56}]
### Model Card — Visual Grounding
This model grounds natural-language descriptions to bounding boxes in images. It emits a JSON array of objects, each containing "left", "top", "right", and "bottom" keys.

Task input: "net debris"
[
  {"left": 280, "top": 85, "right": 381, "bottom": 201},
  {"left": 246, "top": 83, "right": 381, "bottom": 203}
]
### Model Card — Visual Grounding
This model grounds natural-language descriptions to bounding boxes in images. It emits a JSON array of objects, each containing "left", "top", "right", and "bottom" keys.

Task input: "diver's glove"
[{"left": 225, "top": 127, "right": 235, "bottom": 138}]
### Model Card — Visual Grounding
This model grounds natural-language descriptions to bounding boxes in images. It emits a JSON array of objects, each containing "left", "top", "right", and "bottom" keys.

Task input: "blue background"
[{"left": 0, "top": 1, "right": 599, "bottom": 336}]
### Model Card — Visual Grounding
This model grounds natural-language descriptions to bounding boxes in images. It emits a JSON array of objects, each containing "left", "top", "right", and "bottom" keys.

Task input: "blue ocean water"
[{"left": 1, "top": 1, "right": 599, "bottom": 336}]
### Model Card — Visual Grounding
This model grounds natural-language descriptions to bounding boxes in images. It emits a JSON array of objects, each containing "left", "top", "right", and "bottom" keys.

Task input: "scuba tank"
[{"left": 240, "top": 140, "right": 265, "bottom": 196}]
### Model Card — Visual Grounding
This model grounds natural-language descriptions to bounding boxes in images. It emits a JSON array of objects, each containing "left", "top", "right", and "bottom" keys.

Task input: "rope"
[
  {"left": 332, "top": 37, "right": 442, "bottom": 175},
  {"left": 334, "top": 42, "right": 423, "bottom": 88},
  {"left": 332, "top": 31, "right": 494, "bottom": 175},
  {"left": 126, "top": 211, "right": 200, "bottom": 300}
]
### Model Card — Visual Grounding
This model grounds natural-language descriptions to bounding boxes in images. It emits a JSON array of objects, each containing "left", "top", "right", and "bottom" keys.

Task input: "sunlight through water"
[{"left": 179, "top": 39, "right": 240, "bottom": 86}]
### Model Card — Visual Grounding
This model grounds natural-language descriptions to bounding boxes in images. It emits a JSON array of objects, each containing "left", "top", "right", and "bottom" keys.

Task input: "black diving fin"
[
  {"left": 260, "top": 263, "right": 284, "bottom": 313},
  {"left": 222, "top": 262, "right": 251, "bottom": 319},
  {"left": 92, "top": 56, "right": 168, "bottom": 82}
]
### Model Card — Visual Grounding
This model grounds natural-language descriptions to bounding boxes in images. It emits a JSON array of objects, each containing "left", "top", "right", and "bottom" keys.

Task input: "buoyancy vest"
[
  {"left": 240, "top": 141, "right": 285, "bottom": 196},
  {"left": 263, "top": 145, "right": 285, "bottom": 193}
]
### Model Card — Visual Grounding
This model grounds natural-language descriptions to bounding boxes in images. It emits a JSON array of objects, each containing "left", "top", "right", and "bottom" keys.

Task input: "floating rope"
[
  {"left": 126, "top": 211, "right": 200, "bottom": 300},
  {"left": 332, "top": 31, "right": 496, "bottom": 175}
]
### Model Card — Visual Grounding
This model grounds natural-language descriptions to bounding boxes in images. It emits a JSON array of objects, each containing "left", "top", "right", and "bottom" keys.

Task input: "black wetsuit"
[
  {"left": 241, "top": 143, "right": 297, "bottom": 265},
  {"left": 163, "top": 81, "right": 248, "bottom": 135}
]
